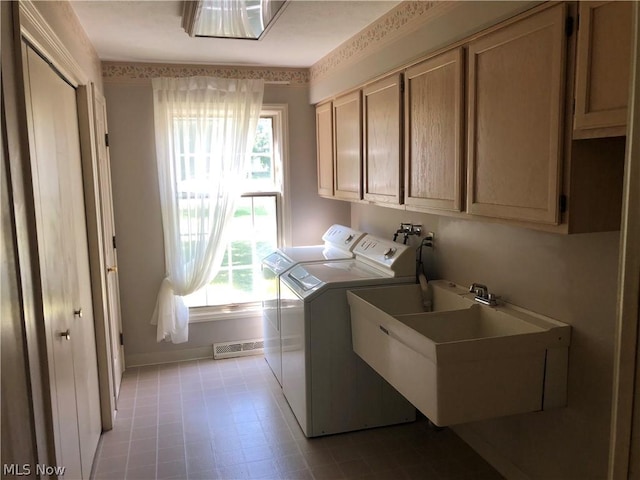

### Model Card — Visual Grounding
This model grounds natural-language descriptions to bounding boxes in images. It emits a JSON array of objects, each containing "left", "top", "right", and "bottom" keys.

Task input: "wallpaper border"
[
  {"left": 310, "top": 1, "right": 451, "bottom": 82},
  {"left": 103, "top": 62, "right": 310, "bottom": 85}
]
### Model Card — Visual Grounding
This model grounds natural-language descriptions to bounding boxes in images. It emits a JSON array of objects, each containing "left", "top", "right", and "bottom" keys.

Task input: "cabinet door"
[
  {"left": 574, "top": 1, "right": 632, "bottom": 135},
  {"left": 405, "top": 48, "right": 464, "bottom": 212},
  {"left": 333, "top": 91, "right": 362, "bottom": 200},
  {"left": 363, "top": 74, "right": 402, "bottom": 204},
  {"left": 316, "top": 101, "right": 334, "bottom": 197},
  {"left": 467, "top": 4, "right": 566, "bottom": 224}
]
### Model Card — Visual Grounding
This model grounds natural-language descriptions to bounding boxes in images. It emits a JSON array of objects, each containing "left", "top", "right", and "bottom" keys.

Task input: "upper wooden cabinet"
[
  {"left": 316, "top": 101, "right": 334, "bottom": 198},
  {"left": 362, "top": 74, "right": 403, "bottom": 205},
  {"left": 574, "top": 1, "right": 633, "bottom": 138},
  {"left": 333, "top": 91, "right": 362, "bottom": 200},
  {"left": 466, "top": 4, "right": 567, "bottom": 225},
  {"left": 313, "top": 2, "right": 626, "bottom": 233},
  {"left": 405, "top": 48, "right": 464, "bottom": 212}
]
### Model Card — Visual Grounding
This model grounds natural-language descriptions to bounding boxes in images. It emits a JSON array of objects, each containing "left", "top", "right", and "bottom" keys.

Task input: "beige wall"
[
  {"left": 309, "top": 1, "right": 538, "bottom": 103},
  {"left": 352, "top": 205, "right": 619, "bottom": 479},
  {"left": 307, "top": 1, "right": 621, "bottom": 478},
  {"left": 103, "top": 80, "right": 349, "bottom": 366}
]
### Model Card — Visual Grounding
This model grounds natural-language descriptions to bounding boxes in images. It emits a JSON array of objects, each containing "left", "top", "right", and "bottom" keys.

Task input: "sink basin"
[
  {"left": 347, "top": 280, "right": 571, "bottom": 426},
  {"left": 402, "top": 305, "right": 543, "bottom": 342}
]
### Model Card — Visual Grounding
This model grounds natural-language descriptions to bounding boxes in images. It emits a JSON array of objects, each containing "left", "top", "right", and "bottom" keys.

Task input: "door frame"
[
  {"left": 609, "top": 2, "right": 640, "bottom": 479},
  {"left": 77, "top": 83, "right": 125, "bottom": 422},
  {"left": 76, "top": 86, "right": 119, "bottom": 430},
  {"left": 14, "top": 0, "right": 119, "bottom": 432}
]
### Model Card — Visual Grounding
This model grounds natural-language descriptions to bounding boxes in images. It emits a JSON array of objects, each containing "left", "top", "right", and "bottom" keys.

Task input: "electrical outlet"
[{"left": 423, "top": 231, "right": 434, "bottom": 248}]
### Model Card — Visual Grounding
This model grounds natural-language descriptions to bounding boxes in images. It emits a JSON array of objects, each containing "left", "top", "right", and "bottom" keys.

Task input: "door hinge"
[
  {"left": 112, "top": 235, "right": 117, "bottom": 249},
  {"left": 105, "top": 133, "right": 110, "bottom": 147},
  {"left": 400, "top": 76, "right": 405, "bottom": 93},
  {"left": 572, "top": 98, "right": 576, "bottom": 115},
  {"left": 119, "top": 332, "right": 124, "bottom": 346},
  {"left": 565, "top": 16, "right": 575, "bottom": 37},
  {"left": 560, "top": 194, "right": 567, "bottom": 213}
]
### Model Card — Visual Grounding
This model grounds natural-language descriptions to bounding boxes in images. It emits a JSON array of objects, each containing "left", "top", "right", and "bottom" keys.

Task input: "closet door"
[
  {"left": 24, "top": 44, "right": 101, "bottom": 479},
  {"left": 68, "top": 88, "right": 102, "bottom": 479},
  {"left": 94, "top": 87, "right": 125, "bottom": 401}
]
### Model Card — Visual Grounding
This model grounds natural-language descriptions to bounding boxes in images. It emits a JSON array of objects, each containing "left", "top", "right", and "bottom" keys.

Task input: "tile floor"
[{"left": 92, "top": 356, "right": 504, "bottom": 480}]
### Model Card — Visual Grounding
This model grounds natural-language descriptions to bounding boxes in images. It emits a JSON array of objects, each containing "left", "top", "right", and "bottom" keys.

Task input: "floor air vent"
[{"left": 213, "top": 339, "right": 264, "bottom": 359}]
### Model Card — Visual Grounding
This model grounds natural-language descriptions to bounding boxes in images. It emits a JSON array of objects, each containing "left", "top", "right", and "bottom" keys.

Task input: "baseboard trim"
[
  {"left": 125, "top": 346, "right": 214, "bottom": 367},
  {"left": 453, "top": 425, "right": 530, "bottom": 480}
]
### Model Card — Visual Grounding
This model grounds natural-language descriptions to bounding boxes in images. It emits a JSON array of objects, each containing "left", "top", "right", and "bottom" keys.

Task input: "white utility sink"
[{"left": 347, "top": 280, "right": 571, "bottom": 426}]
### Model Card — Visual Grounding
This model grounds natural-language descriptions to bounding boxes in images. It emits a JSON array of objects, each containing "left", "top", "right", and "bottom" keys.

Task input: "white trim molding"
[
  {"left": 18, "top": 0, "right": 88, "bottom": 86},
  {"left": 125, "top": 346, "right": 214, "bottom": 368},
  {"left": 609, "top": 3, "right": 640, "bottom": 479}
]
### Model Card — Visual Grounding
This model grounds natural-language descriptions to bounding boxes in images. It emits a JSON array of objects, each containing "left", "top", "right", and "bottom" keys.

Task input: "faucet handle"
[
  {"left": 470, "top": 283, "right": 500, "bottom": 306},
  {"left": 487, "top": 293, "right": 500, "bottom": 306},
  {"left": 469, "top": 283, "right": 488, "bottom": 296}
]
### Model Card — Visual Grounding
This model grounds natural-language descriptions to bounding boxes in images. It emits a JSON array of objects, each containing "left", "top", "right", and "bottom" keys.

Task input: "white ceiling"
[{"left": 70, "top": 1, "right": 401, "bottom": 68}]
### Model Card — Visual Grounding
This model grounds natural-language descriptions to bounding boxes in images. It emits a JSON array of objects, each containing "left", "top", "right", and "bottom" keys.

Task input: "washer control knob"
[{"left": 383, "top": 247, "right": 397, "bottom": 259}]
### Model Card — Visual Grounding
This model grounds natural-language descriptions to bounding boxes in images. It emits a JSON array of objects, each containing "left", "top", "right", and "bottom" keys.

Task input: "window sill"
[{"left": 188, "top": 303, "right": 263, "bottom": 323}]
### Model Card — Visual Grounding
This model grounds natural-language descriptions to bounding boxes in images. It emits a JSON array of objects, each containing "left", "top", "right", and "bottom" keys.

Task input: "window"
[{"left": 184, "top": 107, "right": 287, "bottom": 316}]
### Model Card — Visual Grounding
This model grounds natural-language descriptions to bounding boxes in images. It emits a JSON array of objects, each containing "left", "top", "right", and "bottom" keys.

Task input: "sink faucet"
[{"left": 469, "top": 283, "right": 499, "bottom": 306}]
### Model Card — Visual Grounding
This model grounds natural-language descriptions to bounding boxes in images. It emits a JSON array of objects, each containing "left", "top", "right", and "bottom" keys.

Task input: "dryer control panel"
[
  {"left": 321, "top": 224, "right": 366, "bottom": 251},
  {"left": 353, "top": 235, "right": 414, "bottom": 277}
]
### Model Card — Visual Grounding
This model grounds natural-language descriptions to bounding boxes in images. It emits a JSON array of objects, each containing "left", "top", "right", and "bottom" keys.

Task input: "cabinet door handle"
[
  {"left": 59, "top": 329, "right": 71, "bottom": 340},
  {"left": 74, "top": 308, "right": 83, "bottom": 318}
]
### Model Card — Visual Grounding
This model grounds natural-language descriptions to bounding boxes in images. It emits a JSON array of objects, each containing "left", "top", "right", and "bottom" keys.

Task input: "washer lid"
[
  {"left": 262, "top": 251, "right": 296, "bottom": 274},
  {"left": 286, "top": 264, "right": 324, "bottom": 291},
  {"left": 297, "top": 259, "right": 387, "bottom": 283},
  {"left": 262, "top": 225, "right": 366, "bottom": 275},
  {"left": 278, "top": 244, "right": 353, "bottom": 263}
]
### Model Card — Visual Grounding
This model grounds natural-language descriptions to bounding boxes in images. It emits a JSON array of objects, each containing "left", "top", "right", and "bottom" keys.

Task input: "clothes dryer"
[
  {"left": 261, "top": 225, "right": 365, "bottom": 385},
  {"left": 279, "top": 234, "right": 418, "bottom": 437}
]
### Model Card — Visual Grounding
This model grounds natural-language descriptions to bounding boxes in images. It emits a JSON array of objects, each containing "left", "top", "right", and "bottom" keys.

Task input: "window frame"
[{"left": 188, "top": 104, "right": 290, "bottom": 323}]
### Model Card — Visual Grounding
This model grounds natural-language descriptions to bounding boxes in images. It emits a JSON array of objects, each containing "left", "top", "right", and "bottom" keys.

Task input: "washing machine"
[
  {"left": 261, "top": 225, "right": 366, "bottom": 385},
  {"left": 279, "top": 234, "right": 418, "bottom": 437}
]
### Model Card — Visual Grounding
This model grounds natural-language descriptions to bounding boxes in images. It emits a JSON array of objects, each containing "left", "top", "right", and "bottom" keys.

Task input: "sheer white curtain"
[
  {"left": 199, "top": 0, "right": 254, "bottom": 38},
  {"left": 151, "top": 76, "right": 264, "bottom": 343}
]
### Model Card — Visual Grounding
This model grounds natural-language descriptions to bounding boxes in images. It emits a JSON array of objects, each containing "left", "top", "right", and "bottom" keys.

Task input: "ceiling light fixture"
[{"left": 182, "top": 0, "right": 289, "bottom": 40}]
